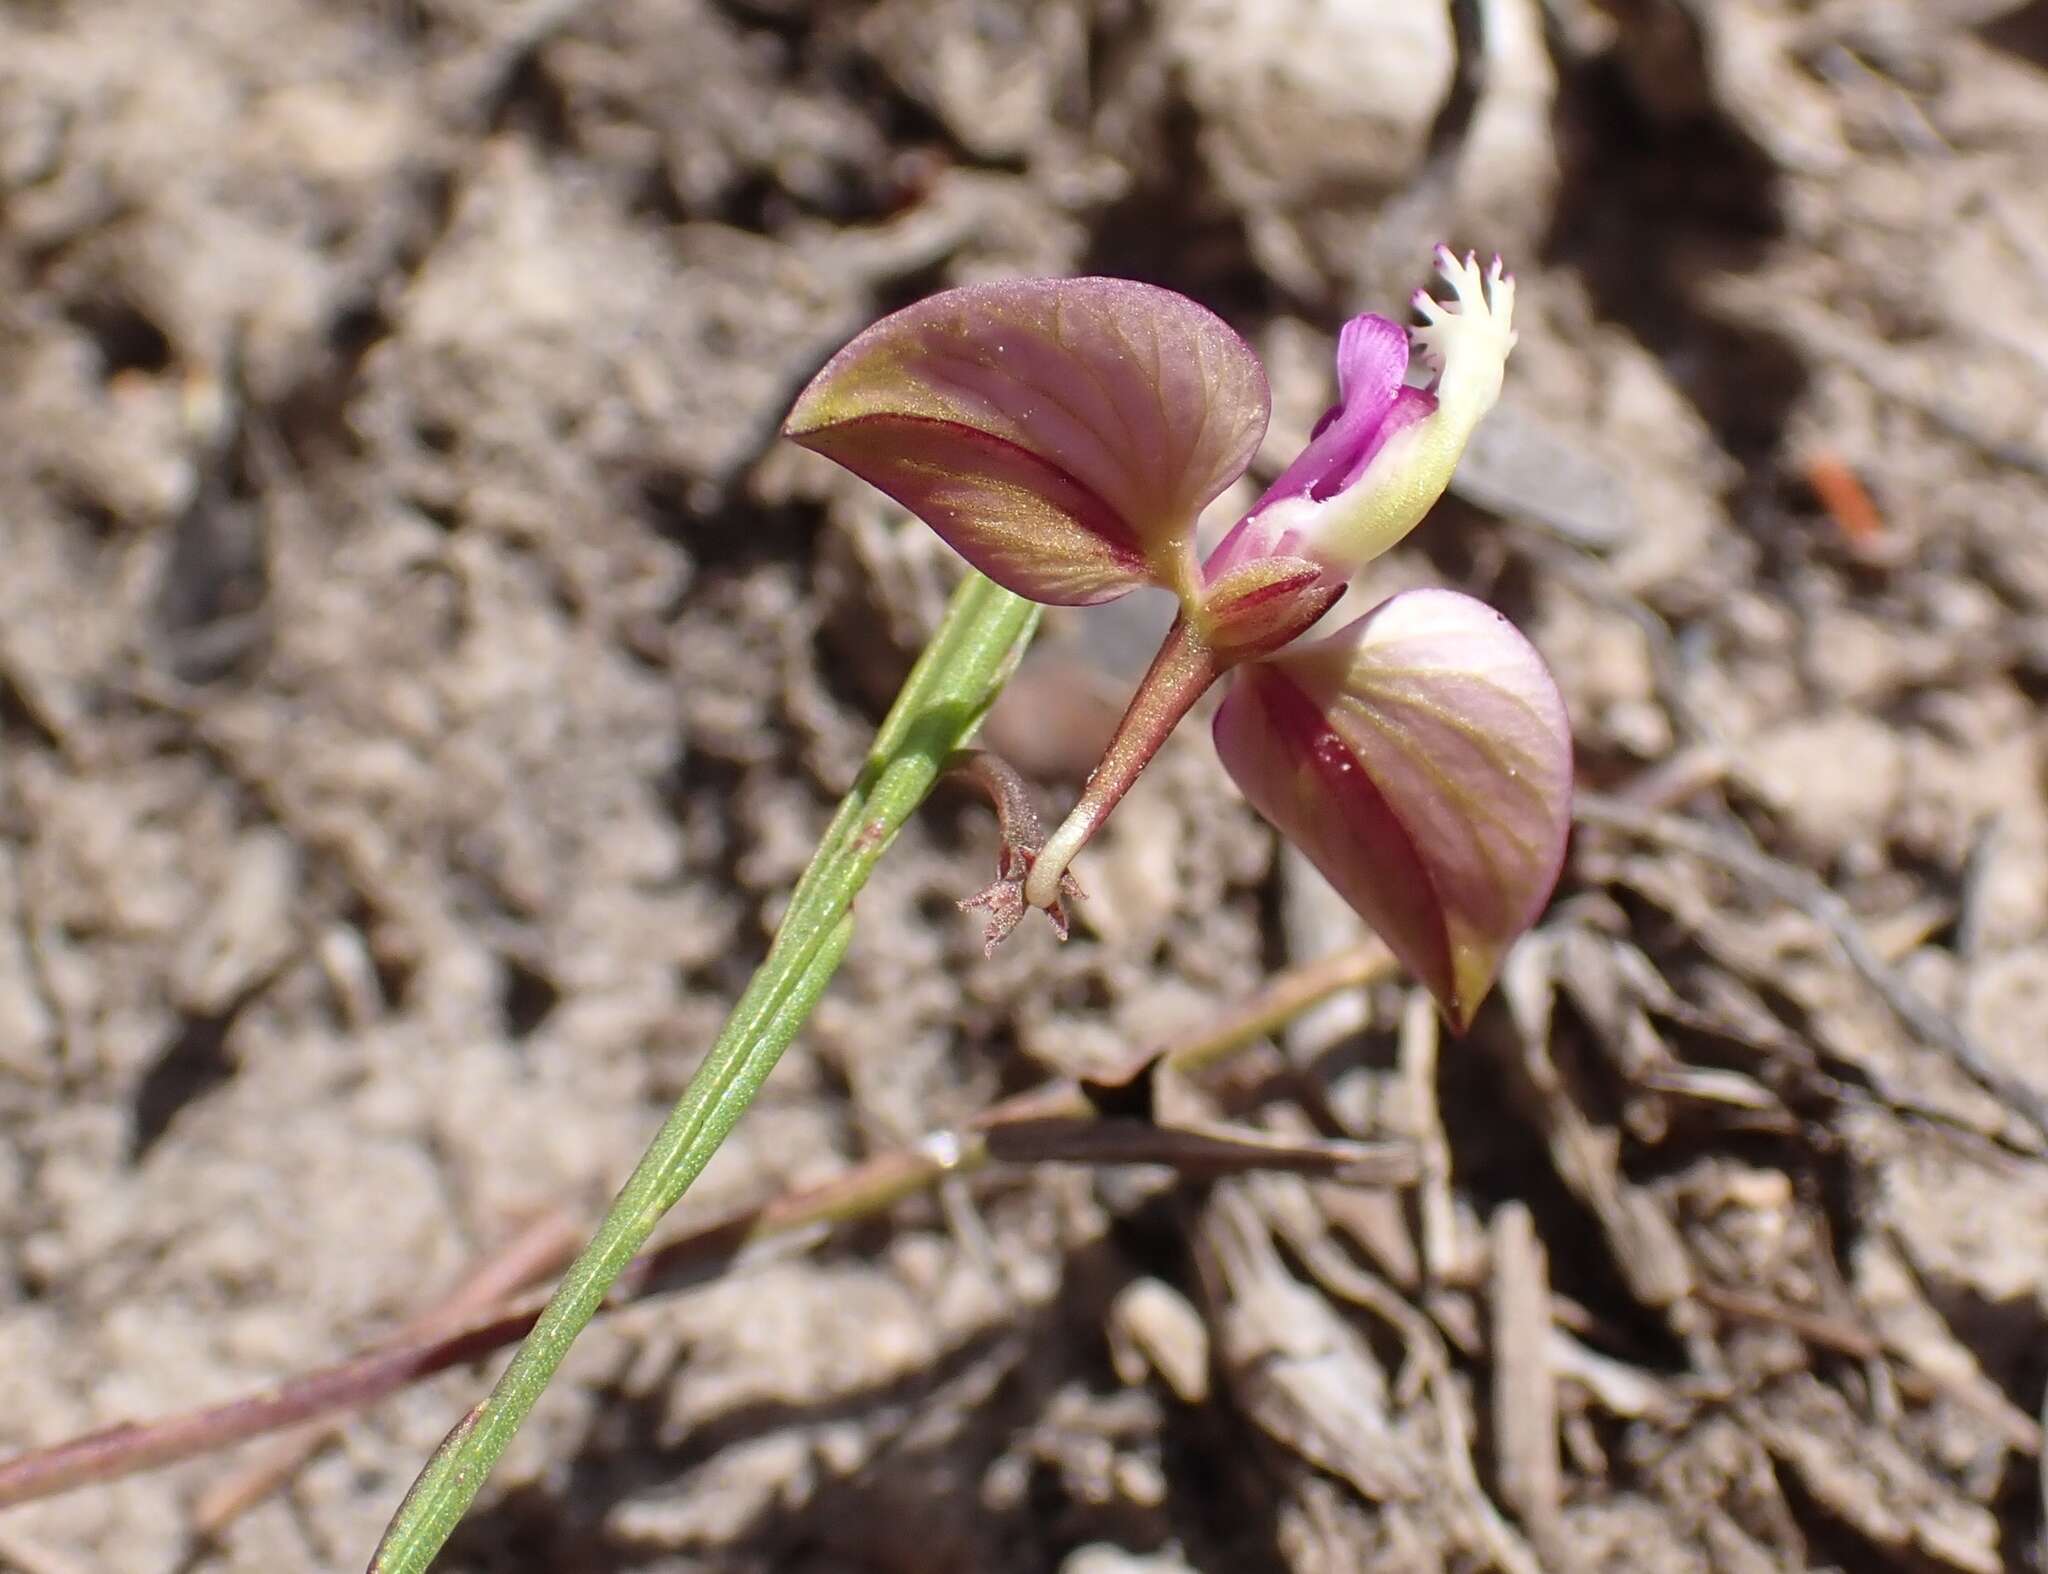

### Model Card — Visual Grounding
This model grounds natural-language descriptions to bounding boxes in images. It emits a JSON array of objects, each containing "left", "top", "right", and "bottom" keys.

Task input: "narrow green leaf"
[{"left": 371, "top": 572, "right": 1038, "bottom": 1572}]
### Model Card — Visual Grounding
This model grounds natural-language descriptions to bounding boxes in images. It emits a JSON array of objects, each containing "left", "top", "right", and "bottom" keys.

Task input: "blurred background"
[{"left": 4, "top": 1, "right": 2048, "bottom": 1569}]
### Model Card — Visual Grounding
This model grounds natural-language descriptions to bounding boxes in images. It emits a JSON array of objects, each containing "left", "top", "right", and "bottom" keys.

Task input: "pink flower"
[{"left": 786, "top": 250, "right": 1568, "bottom": 1028}]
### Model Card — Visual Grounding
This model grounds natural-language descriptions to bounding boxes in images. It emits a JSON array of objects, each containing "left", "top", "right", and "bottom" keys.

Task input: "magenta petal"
[
  {"left": 1335, "top": 312, "right": 1410, "bottom": 406},
  {"left": 786, "top": 277, "right": 1270, "bottom": 605},
  {"left": 1213, "top": 588, "right": 1573, "bottom": 1030},
  {"left": 1250, "top": 314, "right": 1413, "bottom": 511}
]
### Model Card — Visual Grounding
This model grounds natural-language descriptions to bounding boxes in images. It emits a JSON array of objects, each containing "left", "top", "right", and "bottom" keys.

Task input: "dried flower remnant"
[{"left": 786, "top": 250, "right": 1570, "bottom": 1028}]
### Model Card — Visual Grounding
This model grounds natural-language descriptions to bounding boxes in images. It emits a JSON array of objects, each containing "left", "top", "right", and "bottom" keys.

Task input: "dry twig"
[
  {"left": 0, "top": 942, "right": 1398, "bottom": 1511},
  {"left": 1398, "top": 989, "right": 1464, "bottom": 1285},
  {"left": 1574, "top": 792, "right": 2048, "bottom": 1145},
  {"left": 188, "top": 1210, "right": 581, "bottom": 1537},
  {"left": 1253, "top": 1175, "right": 1543, "bottom": 1574}
]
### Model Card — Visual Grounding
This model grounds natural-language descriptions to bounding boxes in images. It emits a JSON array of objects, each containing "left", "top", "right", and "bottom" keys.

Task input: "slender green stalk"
[{"left": 372, "top": 573, "right": 1038, "bottom": 1571}]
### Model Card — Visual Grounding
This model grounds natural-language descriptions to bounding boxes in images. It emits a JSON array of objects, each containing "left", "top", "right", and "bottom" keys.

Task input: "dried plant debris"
[{"left": 7, "top": 0, "right": 2048, "bottom": 1569}]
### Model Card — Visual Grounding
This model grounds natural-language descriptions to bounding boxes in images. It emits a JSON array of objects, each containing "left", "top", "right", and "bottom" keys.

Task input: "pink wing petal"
[
  {"left": 786, "top": 277, "right": 1270, "bottom": 606},
  {"left": 1213, "top": 588, "right": 1572, "bottom": 1030},
  {"left": 788, "top": 413, "right": 1150, "bottom": 605}
]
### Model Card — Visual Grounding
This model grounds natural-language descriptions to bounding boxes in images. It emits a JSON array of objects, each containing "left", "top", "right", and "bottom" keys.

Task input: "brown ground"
[{"left": 5, "top": 1, "right": 2048, "bottom": 1570}]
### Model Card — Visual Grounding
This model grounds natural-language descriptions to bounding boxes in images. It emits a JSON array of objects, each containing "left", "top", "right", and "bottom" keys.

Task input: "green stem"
[{"left": 371, "top": 573, "right": 1039, "bottom": 1572}]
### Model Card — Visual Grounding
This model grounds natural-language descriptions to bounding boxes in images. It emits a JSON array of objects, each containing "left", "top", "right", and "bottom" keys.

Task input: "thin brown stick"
[
  {"left": 0, "top": 942, "right": 1398, "bottom": 1511},
  {"left": 1165, "top": 939, "right": 1395, "bottom": 1077},
  {"left": 0, "top": 1306, "right": 546, "bottom": 1512},
  {"left": 1691, "top": 1284, "right": 1881, "bottom": 1361},
  {"left": 189, "top": 1210, "right": 581, "bottom": 1536},
  {"left": 1400, "top": 988, "right": 1461, "bottom": 1285},
  {"left": 983, "top": 1116, "right": 1417, "bottom": 1183}
]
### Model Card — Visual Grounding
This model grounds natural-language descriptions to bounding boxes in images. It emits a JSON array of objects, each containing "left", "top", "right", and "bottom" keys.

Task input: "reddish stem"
[{"left": 1021, "top": 614, "right": 1220, "bottom": 911}]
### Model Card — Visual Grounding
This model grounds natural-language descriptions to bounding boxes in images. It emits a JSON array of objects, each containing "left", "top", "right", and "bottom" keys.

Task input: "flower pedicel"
[{"left": 785, "top": 250, "right": 1571, "bottom": 1029}]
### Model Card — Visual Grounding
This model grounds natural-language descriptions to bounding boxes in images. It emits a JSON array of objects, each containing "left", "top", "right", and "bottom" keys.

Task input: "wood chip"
[
  {"left": 1200, "top": 1185, "right": 1421, "bottom": 1502},
  {"left": 1107, "top": 1277, "right": 1211, "bottom": 1405}
]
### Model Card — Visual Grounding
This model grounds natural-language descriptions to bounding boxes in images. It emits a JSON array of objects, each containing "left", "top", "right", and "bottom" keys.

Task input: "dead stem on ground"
[{"left": 0, "top": 942, "right": 1399, "bottom": 1516}]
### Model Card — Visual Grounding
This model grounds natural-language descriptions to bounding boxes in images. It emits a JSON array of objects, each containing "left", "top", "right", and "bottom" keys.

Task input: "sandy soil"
[{"left": 5, "top": 1, "right": 2048, "bottom": 1570}]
